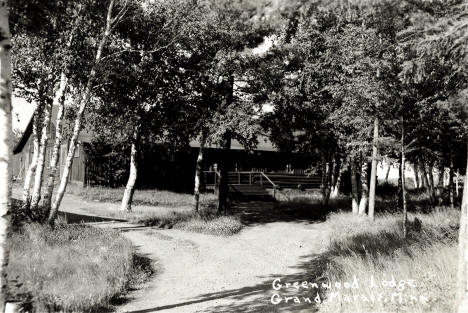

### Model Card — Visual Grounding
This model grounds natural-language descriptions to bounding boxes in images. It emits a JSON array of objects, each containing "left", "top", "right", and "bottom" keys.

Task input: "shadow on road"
[
  {"left": 124, "top": 251, "right": 330, "bottom": 313},
  {"left": 230, "top": 198, "right": 349, "bottom": 226}
]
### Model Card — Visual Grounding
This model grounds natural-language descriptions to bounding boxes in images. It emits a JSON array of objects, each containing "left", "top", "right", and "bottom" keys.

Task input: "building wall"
[{"left": 13, "top": 137, "right": 86, "bottom": 186}]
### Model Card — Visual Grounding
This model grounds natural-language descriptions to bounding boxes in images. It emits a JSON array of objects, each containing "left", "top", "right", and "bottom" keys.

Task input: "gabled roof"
[{"left": 13, "top": 114, "right": 33, "bottom": 154}]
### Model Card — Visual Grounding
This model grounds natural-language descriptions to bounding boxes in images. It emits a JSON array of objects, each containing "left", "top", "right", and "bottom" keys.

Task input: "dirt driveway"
[
  {"left": 12, "top": 188, "right": 332, "bottom": 313},
  {"left": 115, "top": 203, "right": 331, "bottom": 313}
]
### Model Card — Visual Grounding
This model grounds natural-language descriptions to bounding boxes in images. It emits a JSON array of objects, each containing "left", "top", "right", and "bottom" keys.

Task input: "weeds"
[
  {"left": 7, "top": 223, "right": 152, "bottom": 312},
  {"left": 317, "top": 208, "right": 459, "bottom": 313}
]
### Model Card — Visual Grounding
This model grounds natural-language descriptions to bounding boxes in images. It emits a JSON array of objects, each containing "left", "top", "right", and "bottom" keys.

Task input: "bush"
[
  {"left": 7, "top": 223, "right": 151, "bottom": 312},
  {"left": 317, "top": 208, "right": 459, "bottom": 313}
]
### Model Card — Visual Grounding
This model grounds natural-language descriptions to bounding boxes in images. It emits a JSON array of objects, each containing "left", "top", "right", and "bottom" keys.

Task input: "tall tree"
[
  {"left": 0, "top": 0, "right": 12, "bottom": 309},
  {"left": 48, "top": 0, "right": 129, "bottom": 223}
]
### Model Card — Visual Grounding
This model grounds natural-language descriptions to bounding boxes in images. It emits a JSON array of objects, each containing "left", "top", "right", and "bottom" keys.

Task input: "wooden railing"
[{"left": 203, "top": 170, "right": 280, "bottom": 199}]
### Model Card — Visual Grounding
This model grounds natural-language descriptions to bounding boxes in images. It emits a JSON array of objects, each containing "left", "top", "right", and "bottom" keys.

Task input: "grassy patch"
[
  {"left": 69, "top": 185, "right": 216, "bottom": 208},
  {"left": 174, "top": 215, "right": 243, "bottom": 236},
  {"left": 135, "top": 210, "right": 243, "bottom": 236},
  {"left": 316, "top": 208, "right": 459, "bottom": 313},
  {"left": 78, "top": 194, "right": 243, "bottom": 236},
  {"left": 7, "top": 223, "right": 153, "bottom": 313}
]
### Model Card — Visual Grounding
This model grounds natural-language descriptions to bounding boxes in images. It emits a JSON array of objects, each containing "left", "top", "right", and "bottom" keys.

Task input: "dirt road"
[
  {"left": 115, "top": 208, "right": 330, "bottom": 313},
  {"left": 12, "top": 188, "right": 331, "bottom": 313}
]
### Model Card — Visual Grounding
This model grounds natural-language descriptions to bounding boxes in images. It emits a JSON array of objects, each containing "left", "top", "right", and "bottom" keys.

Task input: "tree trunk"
[
  {"left": 48, "top": 0, "right": 116, "bottom": 224},
  {"left": 217, "top": 132, "right": 231, "bottom": 214},
  {"left": 331, "top": 158, "right": 345, "bottom": 198},
  {"left": 358, "top": 154, "right": 368, "bottom": 215},
  {"left": 385, "top": 162, "right": 391, "bottom": 183},
  {"left": 42, "top": 10, "right": 80, "bottom": 212},
  {"left": 436, "top": 163, "right": 445, "bottom": 205},
  {"left": 21, "top": 106, "right": 40, "bottom": 209},
  {"left": 30, "top": 97, "right": 52, "bottom": 211},
  {"left": 398, "top": 156, "right": 403, "bottom": 209},
  {"left": 42, "top": 73, "right": 68, "bottom": 211},
  {"left": 428, "top": 163, "right": 435, "bottom": 198},
  {"left": 321, "top": 157, "right": 332, "bottom": 206},
  {"left": 413, "top": 163, "right": 420, "bottom": 189},
  {"left": 401, "top": 122, "right": 407, "bottom": 238},
  {"left": 193, "top": 130, "right": 206, "bottom": 214},
  {"left": 121, "top": 131, "right": 138, "bottom": 212},
  {"left": 368, "top": 117, "right": 379, "bottom": 220},
  {"left": 420, "top": 159, "right": 434, "bottom": 204},
  {"left": 449, "top": 160, "right": 454, "bottom": 209},
  {"left": 456, "top": 138, "right": 468, "bottom": 313},
  {"left": 351, "top": 157, "right": 359, "bottom": 214},
  {"left": 0, "top": 2, "right": 12, "bottom": 309}
]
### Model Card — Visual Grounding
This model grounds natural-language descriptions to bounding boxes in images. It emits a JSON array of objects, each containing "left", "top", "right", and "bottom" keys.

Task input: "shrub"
[
  {"left": 317, "top": 208, "right": 459, "bottom": 313},
  {"left": 7, "top": 223, "right": 150, "bottom": 312}
]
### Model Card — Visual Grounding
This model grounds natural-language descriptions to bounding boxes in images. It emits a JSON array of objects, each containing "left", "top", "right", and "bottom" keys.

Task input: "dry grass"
[
  {"left": 174, "top": 215, "right": 243, "bottom": 236},
  {"left": 69, "top": 185, "right": 216, "bottom": 208},
  {"left": 7, "top": 223, "right": 152, "bottom": 313},
  {"left": 316, "top": 208, "right": 459, "bottom": 313},
  {"left": 81, "top": 205, "right": 244, "bottom": 236},
  {"left": 75, "top": 187, "right": 243, "bottom": 236}
]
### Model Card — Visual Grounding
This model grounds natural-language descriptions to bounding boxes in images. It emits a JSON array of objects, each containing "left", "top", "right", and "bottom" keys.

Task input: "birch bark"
[
  {"left": 48, "top": 0, "right": 117, "bottom": 223},
  {"left": 193, "top": 130, "right": 206, "bottom": 214},
  {"left": 121, "top": 130, "right": 139, "bottom": 212},
  {"left": 368, "top": 117, "right": 379, "bottom": 220},
  {"left": 457, "top": 138, "right": 468, "bottom": 313},
  {"left": 0, "top": 1, "right": 12, "bottom": 309},
  {"left": 30, "top": 97, "right": 52, "bottom": 210}
]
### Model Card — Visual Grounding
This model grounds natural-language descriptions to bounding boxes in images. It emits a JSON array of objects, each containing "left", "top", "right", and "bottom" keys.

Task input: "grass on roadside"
[
  {"left": 68, "top": 185, "right": 217, "bottom": 208},
  {"left": 316, "top": 208, "right": 459, "bottom": 313},
  {"left": 7, "top": 223, "right": 153, "bottom": 313},
  {"left": 174, "top": 215, "right": 243, "bottom": 236},
  {"left": 81, "top": 204, "right": 244, "bottom": 236}
]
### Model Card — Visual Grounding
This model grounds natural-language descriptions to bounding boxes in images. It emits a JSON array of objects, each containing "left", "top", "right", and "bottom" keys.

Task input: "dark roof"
[{"left": 13, "top": 114, "right": 33, "bottom": 154}]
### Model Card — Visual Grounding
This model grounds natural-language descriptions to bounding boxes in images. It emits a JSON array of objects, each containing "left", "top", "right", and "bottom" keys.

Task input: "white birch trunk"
[
  {"left": 351, "top": 157, "right": 359, "bottom": 214},
  {"left": 457, "top": 138, "right": 468, "bottom": 313},
  {"left": 121, "top": 132, "right": 138, "bottom": 212},
  {"left": 42, "top": 9, "right": 80, "bottom": 211},
  {"left": 0, "top": 1, "right": 12, "bottom": 309},
  {"left": 30, "top": 98, "right": 52, "bottom": 210},
  {"left": 42, "top": 73, "right": 68, "bottom": 210},
  {"left": 48, "top": 0, "right": 116, "bottom": 223},
  {"left": 358, "top": 156, "right": 368, "bottom": 215},
  {"left": 21, "top": 107, "right": 40, "bottom": 208},
  {"left": 331, "top": 159, "right": 345, "bottom": 198},
  {"left": 368, "top": 117, "right": 379, "bottom": 220},
  {"left": 401, "top": 123, "right": 407, "bottom": 238},
  {"left": 193, "top": 130, "right": 206, "bottom": 214}
]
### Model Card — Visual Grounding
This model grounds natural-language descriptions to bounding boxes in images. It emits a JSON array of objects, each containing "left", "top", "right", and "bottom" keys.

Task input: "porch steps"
[{"left": 229, "top": 184, "right": 275, "bottom": 202}]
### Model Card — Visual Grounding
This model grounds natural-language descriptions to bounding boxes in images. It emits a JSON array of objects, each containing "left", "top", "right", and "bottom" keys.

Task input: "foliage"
[
  {"left": 318, "top": 208, "right": 459, "bottom": 313},
  {"left": 7, "top": 222, "right": 152, "bottom": 312}
]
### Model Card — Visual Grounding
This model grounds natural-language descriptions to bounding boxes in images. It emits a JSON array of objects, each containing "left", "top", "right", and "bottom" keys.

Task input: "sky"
[{"left": 12, "top": 96, "right": 34, "bottom": 135}]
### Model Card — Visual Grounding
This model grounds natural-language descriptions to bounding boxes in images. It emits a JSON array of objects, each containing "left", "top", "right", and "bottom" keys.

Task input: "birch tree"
[
  {"left": 0, "top": 0, "right": 11, "bottom": 309},
  {"left": 48, "top": 0, "right": 127, "bottom": 223},
  {"left": 30, "top": 92, "right": 52, "bottom": 211}
]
